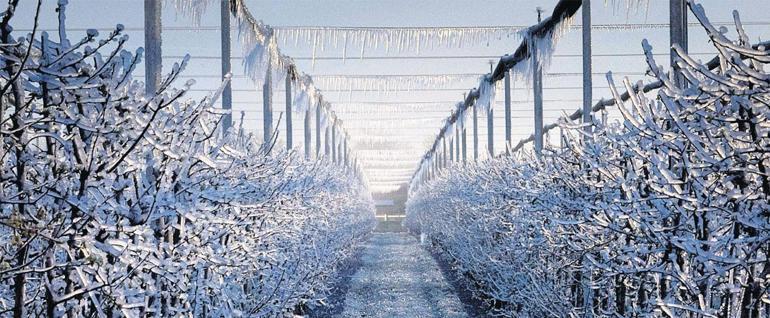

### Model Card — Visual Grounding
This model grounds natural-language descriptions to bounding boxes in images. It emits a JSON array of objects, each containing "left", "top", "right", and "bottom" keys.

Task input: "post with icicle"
[
  {"left": 344, "top": 136, "right": 349, "bottom": 167},
  {"left": 581, "top": 0, "right": 592, "bottom": 141},
  {"left": 331, "top": 120, "right": 337, "bottom": 163},
  {"left": 533, "top": 7, "right": 544, "bottom": 156},
  {"left": 443, "top": 138, "right": 448, "bottom": 168},
  {"left": 456, "top": 125, "right": 461, "bottom": 162},
  {"left": 472, "top": 98, "right": 478, "bottom": 161},
  {"left": 324, "top": 121, "right": 331, "bottom": 158},
  {"left": 263, "top": 36, "right": 274, "bottom": 149},
  {"left": 220, "top": 0, "right": 232, "bottom": 132},
  {"left": 581, "top": 0, "right": 595, "bottom": 316},
  {"left": 285, "top": 67, "right": 293, "bottom": 150},
  {"left": 487, "top": 62, "right": 494, "bottom": 157},
  {"left": 304, "top": 101, "right": 312, "bottom": 159},
  {"left": 316, "top": 100, "right": 322, "bottom": 158},
  {"left": 670, "top": 0, "right": 688, "bottom": 86},
  {"left": 504, "top": 69, "right": 512, "bottom": 153},
  {"left": 144, "top": 0, "right": 161, "bottom": 95},
  {"left": 462, "top": 120, "right": 467, "bottom": 163}
]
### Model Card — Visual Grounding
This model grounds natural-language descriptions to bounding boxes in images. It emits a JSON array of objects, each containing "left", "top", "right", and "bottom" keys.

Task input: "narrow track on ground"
[{"left": 336, "top": 233, "right": 471, "bottom": 318}]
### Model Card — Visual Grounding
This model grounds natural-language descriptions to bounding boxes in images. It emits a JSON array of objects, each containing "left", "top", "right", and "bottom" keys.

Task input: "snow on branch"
[
  {"left": 406, "top": 2, "right": 770, "bottom": 317},
  {"left": 0, "top": 3, "right": 375, "bottom": 316}
]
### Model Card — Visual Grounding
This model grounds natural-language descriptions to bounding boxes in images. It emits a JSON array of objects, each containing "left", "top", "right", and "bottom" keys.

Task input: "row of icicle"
[{"left": 167, "top": 0, "right": 359, "bottom": 170}]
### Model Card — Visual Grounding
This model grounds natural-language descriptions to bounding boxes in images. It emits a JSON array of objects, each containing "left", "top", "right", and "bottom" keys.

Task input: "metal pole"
[
  {"left": 534, "top": 9, "right": 544, "bottom": 156},
  {"left": 304, "top": 107, "right": 311, "bottom": 159},
  {"left": 473, "top": 103, "right": 478, "bottom": 161},
  {"left": 220, "top": 0, "right": 232, "bottom": 132},
  {"left": 582, "top": 0, "right": 592, "bottom": 140},
  {"left": 285, "top": 71, "right": 293, "bottom": 150},
  {"left": 504, "top": 70, "right": 511, "bottom": 152},
  {"left": 263, "top": 52, "right": 273, "bottom": 148},
  {"left": 316, "top": 102, "right": 322, "bottom": 158},
  {"left": 670, "top": 0, "right": 688, "bottom": 87},
  {"left": 144, "top": 0, "right": 161, "bottom": 95}
]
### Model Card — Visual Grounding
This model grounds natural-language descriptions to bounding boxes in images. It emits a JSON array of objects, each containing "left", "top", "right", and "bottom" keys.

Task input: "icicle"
[
  {"left": 271, "top": 26, "right": 522, "bottom": 56},
  {"left": 476, "top": 75, "right": 496, "bottom": 113},
  {"left": 311, "top": 30, "right": 318, "bottom": 70},
  {"left": 342, "top": 32, "right": 349, "bottom": 64}
]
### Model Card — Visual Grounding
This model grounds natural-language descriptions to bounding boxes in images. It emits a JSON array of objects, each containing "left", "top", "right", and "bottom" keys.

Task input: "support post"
[
  {"left": 670, "top": 0, "right": 688, "bottom": 87},
  {"left": 220, "top": 0, "right": 232, "bottom": 132},
  {"left": 324, "top": 125, "right": 330, "bottom": 158},
  {"left": 331, "top": 122, "right": 337, "bottom": 163},
  {"left": 344, "top": 137, "right": 349, "bottom": 167},
  {"left": 487, "top": 61, "right": 494, "bottom": 157},
  {"left": 263, "top": 52, "right": 273, "bottom": 148},
  {"left": 461, "top": 124, "right": 467, "bottom": 163},
  {"left": 473, "top": 103, "right": 478, "bottom": 161},
  {"left": 456, "top": 125, "right": 460, "bottom": 160},
  {"left": 582, "top": 0, "right": 592, "bottom": 140},
  {"left": 316, "top": 102, "right": 322, "bottom": 158},
  {"left": 504, "top": 70, "right": 512, "bottom": 152},
  {"left": 442, "top": 138, "right": 448, "bottom": 168},
  {"left": 304, "top": 107, "right": 311, "bottom": 159},
  {"left": 449, "top": 136, "right": 454, "bottom": 162},
  {"left": 534, "top": 9, "right": 544, "bottom": 156},
  {"left": 487, "top": 106, "right": 494, "bottom": 158},
  {"left": 144, "top": 0, "right": 162, "bottom": 95},
  {"left": 285, "top": 70, "right": 293, "bottom": 150}
]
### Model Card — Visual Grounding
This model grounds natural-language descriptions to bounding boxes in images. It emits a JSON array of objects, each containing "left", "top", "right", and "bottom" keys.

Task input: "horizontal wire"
[
  {"left": 162, "top": 52, "right": 714, "bottom": 61},
  {"left": 16, "top": 21, "right": 767, "bottom": 33}
]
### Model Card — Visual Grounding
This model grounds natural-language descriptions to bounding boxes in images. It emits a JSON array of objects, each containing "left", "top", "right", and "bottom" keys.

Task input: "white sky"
[{"left": 11, "top": 0, "right": 770, "bottom": 193}]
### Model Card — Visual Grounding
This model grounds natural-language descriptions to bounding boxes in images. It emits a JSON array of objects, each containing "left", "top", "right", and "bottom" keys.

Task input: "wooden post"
[
  {"left": 473, "top": 103, "right": 478, "bottom": 161},
  {"left": 533, "top": 9, "right": 544, "bottom": 156},
  {"left": 504, "top": 70, "right": 511, "bottom": 152},
  {"left": 220, "top": 0, "right": 232, "bottom": 132},
  {"left": 304, "top": 106, "right": 312, "bottom": 159},
  {"left": 285, "top": 70, "right": 293, "bottom": 150},
  {"left": 582, "top": 0, "right": 592, "bottom": 140},
  {"left": 670, "top": 0, "right": 688, "bottom": 87},
  {"left": 144, "top": 0, "right": 162, "bottom": 95},
  {"left": 263, "top": 50, "right": 273, "bottom": 148},
  {"left": 316, "top": 101, "right": 322, "bottom": 158}
]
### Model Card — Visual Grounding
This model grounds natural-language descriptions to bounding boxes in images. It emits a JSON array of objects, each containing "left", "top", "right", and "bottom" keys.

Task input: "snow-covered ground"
[{"left": 336, "top": 233, "right": 470, "bottom": 318}]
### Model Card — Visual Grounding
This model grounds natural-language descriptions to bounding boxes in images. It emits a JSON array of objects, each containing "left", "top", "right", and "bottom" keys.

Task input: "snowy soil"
[{"left": 332, "top": 232, "right": 474, "bottom": 318}]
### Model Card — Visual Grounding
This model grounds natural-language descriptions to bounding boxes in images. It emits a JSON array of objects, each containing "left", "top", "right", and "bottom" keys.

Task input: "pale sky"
[{"left": 12, "top": 0, "right": 770, "bottom": 193}]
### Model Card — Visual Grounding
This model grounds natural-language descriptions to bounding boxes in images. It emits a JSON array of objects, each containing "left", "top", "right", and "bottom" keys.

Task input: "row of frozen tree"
[
  {"left": 0, "top": 1, "right": 375, "bottom": 317},
  {"left": 407, "top": 4, "right": 769, "bottom": 318}
]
